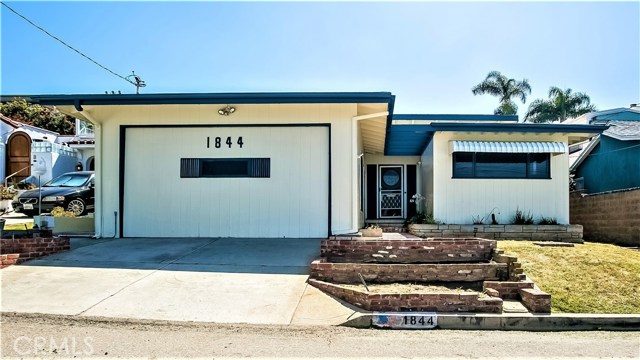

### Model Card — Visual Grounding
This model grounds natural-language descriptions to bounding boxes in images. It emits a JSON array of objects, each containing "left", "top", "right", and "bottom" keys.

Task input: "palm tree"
[
  {"left": 525, "top": 87, "right": 596, "bottom": 123},
  {"left": 472, "top": 71, "right": 532, "bottom": 115}
]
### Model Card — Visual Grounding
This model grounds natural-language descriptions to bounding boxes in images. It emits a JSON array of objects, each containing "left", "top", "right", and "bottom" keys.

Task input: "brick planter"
[
  {"left": 408, "top": 224, "right": 583, "bottom": 242},
  {"left": 320, "top": 238, "right": 496, "bottom": 263},
  {"left": 310, "top": 259, "right": 508, "bottom": 283},
  {"left": 0, "top": 236, "right": 70, "bottom": 269},
  {"left": 308, "top": 279, "right": 503, "bottom": 313}
]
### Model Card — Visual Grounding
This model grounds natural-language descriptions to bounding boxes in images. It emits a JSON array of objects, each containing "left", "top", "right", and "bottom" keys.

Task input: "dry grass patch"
[
  {"left": 341, "top": 282, "right": 485, "bottom": 295},
  {"left": 2, "top": 222, "right": 34, "bottom": 231},
  {"left": 499, "top": 241, "right": 640, "bottom": 314}
]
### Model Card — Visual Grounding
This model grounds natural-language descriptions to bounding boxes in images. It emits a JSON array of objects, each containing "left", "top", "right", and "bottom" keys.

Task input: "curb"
[{"left": 341, "top": 313, "right": 640, "bottom": 331}]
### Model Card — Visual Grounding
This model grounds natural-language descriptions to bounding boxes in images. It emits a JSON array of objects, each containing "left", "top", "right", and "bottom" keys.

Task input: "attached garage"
[
  {"left": 122, "top": 125, "right": 330, "bottom": 238},
  {"left": 25, "top": 92, "right": 396, "bottom": 238}
]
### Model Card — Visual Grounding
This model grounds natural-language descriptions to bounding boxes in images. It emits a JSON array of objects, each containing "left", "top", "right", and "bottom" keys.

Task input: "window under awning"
[{"left": 450, "top": 141, "right": 568, "bottom": 154}]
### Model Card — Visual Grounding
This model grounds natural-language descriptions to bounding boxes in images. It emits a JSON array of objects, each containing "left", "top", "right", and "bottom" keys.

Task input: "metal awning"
[{"left": 450, "top": 141, "right": 568, "bottom": 154}]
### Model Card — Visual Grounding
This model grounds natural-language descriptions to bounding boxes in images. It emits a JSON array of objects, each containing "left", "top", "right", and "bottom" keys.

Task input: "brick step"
[
  {"left": 308, "top": 279, "right": 503, "bottom": 313},
  {"left": 321, "top": 237, "right": 496, "bottom": 263},
  {"left": 311, "top": 259, "right": 509, "bottom": 283},
  {"left": 380, "top": 226, "right": 407, "bottom": 233}
]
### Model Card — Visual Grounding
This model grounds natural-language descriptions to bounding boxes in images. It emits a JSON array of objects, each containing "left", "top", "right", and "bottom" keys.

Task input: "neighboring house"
[
  {"left": 57, "top": 118, "right": 96, "bottom": 171},
  {"left": 568, "top": 106, "right": 640, "bottom": 194},
  {"left": 25, "top": 92, "right": 606, "bottom": 238},
  {"left": 0, "top": 113, "right": 91, "bottom": 186}
]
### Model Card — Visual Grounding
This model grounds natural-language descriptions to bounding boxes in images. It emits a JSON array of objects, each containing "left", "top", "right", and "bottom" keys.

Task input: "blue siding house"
[{"left": 570, "top": 106, "right": 640, "bottom": 194}]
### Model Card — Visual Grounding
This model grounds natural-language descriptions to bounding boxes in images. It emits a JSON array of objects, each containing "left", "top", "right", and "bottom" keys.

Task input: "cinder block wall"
[{"left": 570, "top": 189, "right": 640, "bottom": 246}]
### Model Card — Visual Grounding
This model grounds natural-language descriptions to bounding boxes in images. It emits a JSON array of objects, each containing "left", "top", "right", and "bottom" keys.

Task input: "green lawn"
[
  {"left": 2, "top": 222, "right": 34, "bottom": 231},
  {"left": 499, "top": 241, "right": 640, "bottom": 314}
]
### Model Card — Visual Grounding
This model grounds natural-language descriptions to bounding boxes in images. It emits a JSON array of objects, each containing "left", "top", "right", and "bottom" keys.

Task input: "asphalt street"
[{"left": 1, "top": 313, "right": 638, "bottom": 359}]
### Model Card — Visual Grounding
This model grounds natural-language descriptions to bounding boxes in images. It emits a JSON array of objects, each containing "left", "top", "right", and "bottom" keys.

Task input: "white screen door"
[{"left": 379, "top": 166, "right": 403, "bottom": 218}]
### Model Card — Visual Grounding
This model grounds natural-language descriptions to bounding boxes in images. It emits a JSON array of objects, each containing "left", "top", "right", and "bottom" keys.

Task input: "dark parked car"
[{"left": 12, "top": 171, "right": 95, "bottom": 217}]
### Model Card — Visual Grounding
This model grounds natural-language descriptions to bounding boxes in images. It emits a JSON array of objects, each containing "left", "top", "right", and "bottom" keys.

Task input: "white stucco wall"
[
  {"left": 431, "top": 131, "right": 570, "bottom": 225},
  {"left": 75, "top": 103, "right": 361, "bottom": 238}
]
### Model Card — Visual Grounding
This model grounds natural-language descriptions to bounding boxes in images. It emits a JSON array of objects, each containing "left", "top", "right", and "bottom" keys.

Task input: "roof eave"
[
  {"left": 393, "top": 114, "right": 518, "bottom": 122},
  {"left": 22, "top": 92, "right": 395, "bottom": 111},
  {"left": 570, "top": 135, "right": 601, "bottom": 172},
  {"left": 428, "top": 122, "right": 609, "bottom": 134}
]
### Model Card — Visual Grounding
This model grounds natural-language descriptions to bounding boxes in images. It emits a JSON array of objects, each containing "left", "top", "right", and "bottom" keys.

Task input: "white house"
[
  {"left": 56, "top": 118, "right": 96, "bottom": 172},
  {"left": 25, "top": 92, "right": 606, "bottom": 238},
  {"left": 0, "top": 114, "right": 80, "bottom": 186}
]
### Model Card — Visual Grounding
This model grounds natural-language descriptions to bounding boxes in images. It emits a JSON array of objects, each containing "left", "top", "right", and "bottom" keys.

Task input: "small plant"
[
  {"left": 409, "top": 193, "right": 426, "bottom": 205},
  {"left": 51, "top": 206, "right": 76, "bottom": 218},
  {"left": 538, "top": 216, "right": 558, "bottom": 225},
  {"left": 0, "top": 185, "right": 17, "bottom": 200},
  {"left": 469, "top": 207, "right": 501, "bottom": 225},
  {"left": 16, "top": 182, "right": 37, "bottom": 190},
  {"left": 512, "top": 207, "right": 534, "bottom": 225},
  {"left": 408, "top": 212, "right": 443, "bottom": 225},
  {"left": 365, "top": 223, "right": 380, "bottom": 229}
]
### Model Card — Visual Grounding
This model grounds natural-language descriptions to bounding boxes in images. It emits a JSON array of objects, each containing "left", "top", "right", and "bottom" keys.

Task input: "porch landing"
[{"left": 330, "top": 232, "right": 420, "bottom": 241}]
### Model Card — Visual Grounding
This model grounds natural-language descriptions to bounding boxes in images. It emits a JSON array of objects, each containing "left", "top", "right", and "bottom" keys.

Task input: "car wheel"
[{"left": 66, "top": 199, "right": 86, "bottom": 216}]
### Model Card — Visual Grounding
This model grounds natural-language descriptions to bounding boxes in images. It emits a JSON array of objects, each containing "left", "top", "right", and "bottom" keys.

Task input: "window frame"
[
  {"left": 452, "top": 152, "right": 551, "bottom": 179},
  {"left": 180, "top": 158, "right": 270, "bottom": 178}
]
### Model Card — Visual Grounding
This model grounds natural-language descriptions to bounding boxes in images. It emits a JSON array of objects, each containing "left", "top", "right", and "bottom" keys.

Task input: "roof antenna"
[{"left": 125, "top": 70, "right": 147, "bottom": 94}]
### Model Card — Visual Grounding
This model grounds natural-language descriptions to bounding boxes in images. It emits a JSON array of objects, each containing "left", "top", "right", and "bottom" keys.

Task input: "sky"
[{"left": 1, "top": 1, "right": 638, "bottom": 117}]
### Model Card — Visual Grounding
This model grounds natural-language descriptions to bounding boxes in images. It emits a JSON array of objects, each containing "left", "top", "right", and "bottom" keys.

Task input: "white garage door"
[{"left": 123, "top": 126, "right": 329, "bottom": 238}]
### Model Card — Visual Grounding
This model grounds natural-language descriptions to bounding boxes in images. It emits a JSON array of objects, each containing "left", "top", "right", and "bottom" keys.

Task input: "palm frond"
[
  {"left": 472, "top": 81, "right": 502, "bottom": 96},
  {"left": 529, "top": 87, "right": 597, "bottom": 123}
]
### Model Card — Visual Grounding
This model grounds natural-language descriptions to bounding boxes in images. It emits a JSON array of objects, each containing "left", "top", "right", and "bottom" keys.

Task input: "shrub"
[
  {"left": 512, "top": 207, "right": 534, "bottom": 225},
  {"left": 408, "top": 212, "right": 443, "bottom": 225},
  {"left": 0, "top": 185, "right": 17, "bottom": 200},
  {"left": 51, "top": 206, "right": 76, "bottom": 217},
  {"left": 538, "top": 216, "right": 558, "bottom": 225},
  {"left": 471, "top": 215, "right": 484, "bottom": 225}
]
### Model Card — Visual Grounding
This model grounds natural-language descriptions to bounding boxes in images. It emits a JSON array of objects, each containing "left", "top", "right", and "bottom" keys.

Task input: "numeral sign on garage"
[{"left": 207, "top": 136, "right": 244, "bottom": 149}]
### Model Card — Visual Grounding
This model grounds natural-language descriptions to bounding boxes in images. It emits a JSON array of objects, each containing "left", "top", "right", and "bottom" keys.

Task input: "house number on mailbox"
[{"left": 207, "top": 136, "right": 244, "bottom": 149}]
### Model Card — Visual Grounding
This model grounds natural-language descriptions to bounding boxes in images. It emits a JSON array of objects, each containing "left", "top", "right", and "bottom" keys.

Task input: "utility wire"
[{"left": 1, "top": 1, "right": 137, "bottom": 86}]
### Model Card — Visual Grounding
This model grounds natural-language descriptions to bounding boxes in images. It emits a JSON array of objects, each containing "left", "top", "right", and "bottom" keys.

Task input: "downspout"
[{"left": 345, "top": 111, "right": 389, "bottom": 235}]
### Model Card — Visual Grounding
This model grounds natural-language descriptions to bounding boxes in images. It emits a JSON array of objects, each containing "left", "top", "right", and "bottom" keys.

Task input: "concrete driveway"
[{"left": 1, "top": 237, "right": 332, "bottom": 324}]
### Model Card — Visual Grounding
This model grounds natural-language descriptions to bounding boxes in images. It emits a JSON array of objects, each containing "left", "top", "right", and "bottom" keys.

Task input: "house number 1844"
[{"left": 207, "top": 136, "right": 244, "bottom": 149}]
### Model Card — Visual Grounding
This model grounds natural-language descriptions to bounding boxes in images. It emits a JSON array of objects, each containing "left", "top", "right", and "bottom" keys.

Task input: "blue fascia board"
[
  {"left": 428, "top": 122, "right": 609, "bottom": 133},
  {"left": 18, "top": 92, "right": 395, "bottom": 111},
  {"left": 383, "top": 122, "right": 609, "bottom": 156},
  {"left": 393, "top": 114, "right": 518, "bottom": 122}
]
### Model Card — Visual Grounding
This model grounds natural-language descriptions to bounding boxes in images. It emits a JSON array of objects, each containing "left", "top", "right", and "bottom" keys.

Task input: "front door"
[
  {"left": 7, "top": 132, "right": 31, "bottom": 183},
  {"left": 379, "top": 165, "right": 403, "bottom": 218}
]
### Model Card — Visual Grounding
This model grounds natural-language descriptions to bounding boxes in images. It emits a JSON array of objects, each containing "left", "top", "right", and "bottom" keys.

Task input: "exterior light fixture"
[{"left": 218, "top": 105, "right": 236, "bottom": 116}]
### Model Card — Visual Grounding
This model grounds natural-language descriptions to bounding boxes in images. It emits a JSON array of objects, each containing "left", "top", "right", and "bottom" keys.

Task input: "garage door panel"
[{"left": 124, "top": 126, "right": 329, "bottom": 238}]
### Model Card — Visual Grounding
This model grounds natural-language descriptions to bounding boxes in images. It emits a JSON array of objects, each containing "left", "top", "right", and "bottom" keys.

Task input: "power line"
[{"left": 1, "top": 1, "right": 145, "bottom": 91}]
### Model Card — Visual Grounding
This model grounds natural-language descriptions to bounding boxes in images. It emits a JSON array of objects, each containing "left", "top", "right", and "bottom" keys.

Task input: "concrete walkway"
[
  {"left": 0, "top": 212, "right": 33, "bottom": 226},
  {"left": 1, "top": 237, "right": 358, "bottom": 325}
]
